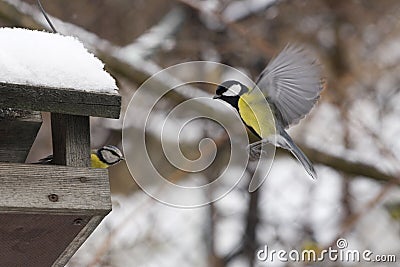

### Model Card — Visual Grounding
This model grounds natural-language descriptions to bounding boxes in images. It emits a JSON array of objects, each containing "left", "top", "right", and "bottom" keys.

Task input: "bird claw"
[{"left": 246, "top": 140, "right": 268, "bottom": 161}]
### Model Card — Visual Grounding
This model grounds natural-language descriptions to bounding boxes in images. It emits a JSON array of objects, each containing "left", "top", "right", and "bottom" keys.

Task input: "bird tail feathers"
[{"left": 279, "top": 130, "right": 317, "bottom": 179}]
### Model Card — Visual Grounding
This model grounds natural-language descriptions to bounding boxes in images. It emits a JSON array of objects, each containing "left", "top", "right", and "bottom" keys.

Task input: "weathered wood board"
[
  {"left": 0, "top": 163, "right": 111, "bottom": 267},
  {"left": 0, "top": 82, "right": 121, "bottom": 118}
]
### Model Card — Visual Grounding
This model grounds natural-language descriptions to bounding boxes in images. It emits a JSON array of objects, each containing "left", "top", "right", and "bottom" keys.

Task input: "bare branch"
[
  {"left": 176, "top": 0, "right": 276, "bottom": 56},
  {"left": 299, "top": 144, "right": 399, "bottom": 184}
]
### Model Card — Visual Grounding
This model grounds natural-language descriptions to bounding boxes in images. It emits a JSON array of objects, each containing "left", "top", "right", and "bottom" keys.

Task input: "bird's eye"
[{"left": 216, "top": 86, "right": 227, "bottom": 96}]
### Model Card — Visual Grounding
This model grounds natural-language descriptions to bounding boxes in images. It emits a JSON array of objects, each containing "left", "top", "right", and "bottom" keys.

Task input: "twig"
[
  {"left": 223, "top": 167, "right": 261, "bottom": 266},
  {"left": 299, "top": 144, "right": 400, "bottom": 184},
  {"left": 243, "top": 185, "right": 260, "bottom": 267},
  {"left": 36, "top": 0, "right": 57, "bottom": 33},
  {"left": 176, "top": 0, "right": 276, "bottom": 56}
]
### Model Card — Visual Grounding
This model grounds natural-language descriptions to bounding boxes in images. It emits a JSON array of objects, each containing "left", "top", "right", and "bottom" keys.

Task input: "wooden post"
[{"left": 51, "top": 114, "right": 90, "bottom": 167}]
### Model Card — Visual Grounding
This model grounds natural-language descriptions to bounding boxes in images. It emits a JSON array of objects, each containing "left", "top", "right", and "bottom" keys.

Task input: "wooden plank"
[
  {"left": 0, "top": 82, "right": 121, "bottom": 118},
  {"left": 51, "top": 114, "right": 91, "bottom": 167},
  {"left": 0, "top": 163, "right": 111, "bottom": 214},
  {"left": 53, "top": 215, "right": 104, "bottom": 267},
  {"left": 0, "top": 213, "right": 91, "bottom": 267},
  {"left": 0, "top": 109, "right": 42, "bottom": 163}
]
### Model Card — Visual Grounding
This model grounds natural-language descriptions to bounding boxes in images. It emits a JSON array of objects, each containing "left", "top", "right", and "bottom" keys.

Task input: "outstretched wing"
[{"left": 255, "top": 45, "right": 322, "bottom": 128}]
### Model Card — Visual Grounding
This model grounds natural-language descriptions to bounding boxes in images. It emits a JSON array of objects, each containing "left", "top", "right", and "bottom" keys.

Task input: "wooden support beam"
[
  {"left": 0, "top": 82, "right": 121, "bottom": 119},
  {"left": 54, "top": 215, "right": 105, "bottom": 267},
  {"left": 51, "top": 114, "right": 91, "bottom": 167},
  {"left": 0, "top": 213, "right": 92, "bottom": 267}
]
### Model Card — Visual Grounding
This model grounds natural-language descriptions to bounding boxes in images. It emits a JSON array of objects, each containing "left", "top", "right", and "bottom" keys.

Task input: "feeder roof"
[{"left": 0, "top": 27, "right": 117, "bottom": 93}]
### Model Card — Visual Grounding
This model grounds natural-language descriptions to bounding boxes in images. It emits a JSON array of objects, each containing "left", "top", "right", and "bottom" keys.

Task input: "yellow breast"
[
  {"left": 238, "top": 91, "right": 275, "bottom": 139},
  {"left": 91, "top": 153, "right": 109, "bottom": 168}
]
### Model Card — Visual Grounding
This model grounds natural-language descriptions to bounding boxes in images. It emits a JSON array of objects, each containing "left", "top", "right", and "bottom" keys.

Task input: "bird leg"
[{"left": 246, "top": 139, "right": 270, "bottom": 160}]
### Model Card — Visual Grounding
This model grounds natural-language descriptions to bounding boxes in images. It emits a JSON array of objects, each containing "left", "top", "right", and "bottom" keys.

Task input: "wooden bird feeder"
[{"left": 0, "top": 82, "right": 121, "bottom": 266}]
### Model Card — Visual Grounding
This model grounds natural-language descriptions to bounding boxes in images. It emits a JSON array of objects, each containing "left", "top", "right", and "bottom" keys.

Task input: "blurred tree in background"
[{"left": 0, "top": 0, "right": 399, "bottom": 266}]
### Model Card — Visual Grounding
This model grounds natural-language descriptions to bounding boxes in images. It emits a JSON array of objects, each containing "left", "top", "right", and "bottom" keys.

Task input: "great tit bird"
[
  {"left": 213, "top": 45, "right": 322, "bottom": 179},
  {"left": 35, "top": 145, "right": 124, "bottom": 168}
]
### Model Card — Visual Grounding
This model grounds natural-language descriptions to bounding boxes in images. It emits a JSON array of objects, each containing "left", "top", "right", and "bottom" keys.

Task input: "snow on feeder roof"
[
  {"left": 0, "top": 28, "right": 121, "bottom": 119},
  {"left": 0, "top": 27, "right": 117, "bottom": 93}
]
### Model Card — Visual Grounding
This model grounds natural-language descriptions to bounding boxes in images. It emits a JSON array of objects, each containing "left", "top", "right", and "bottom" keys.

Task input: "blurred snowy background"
[{"left": 1, "top": 0, "right": 399, "bottom": 266}]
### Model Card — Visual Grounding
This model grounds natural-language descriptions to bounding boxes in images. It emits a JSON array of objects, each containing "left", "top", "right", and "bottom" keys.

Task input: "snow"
[
  {"left": 0, "top": 27, "right": 117, "bottom": 93},
  {"left": 223, "top": 0, "right": 279, "bottom": 22}
]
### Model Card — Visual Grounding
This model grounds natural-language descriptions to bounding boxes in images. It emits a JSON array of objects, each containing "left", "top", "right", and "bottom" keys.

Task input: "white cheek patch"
[
  {"left": 101, "top": 150, "right": 118, "bottom": 163},
  {"left": 222, "top": 84, "right": 242, "bottom": 96}
]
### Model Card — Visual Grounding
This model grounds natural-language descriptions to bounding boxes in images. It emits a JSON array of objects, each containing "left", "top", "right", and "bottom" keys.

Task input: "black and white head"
[
  {"left": 97, "top": 145, "right": 124, "bottom": 166},
  {"left": 213, "top": 80, "right": 249, "bottom": 108}
]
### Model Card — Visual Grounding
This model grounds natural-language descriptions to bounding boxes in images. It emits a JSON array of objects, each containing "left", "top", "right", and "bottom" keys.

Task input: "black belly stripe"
[
  {"left": 218, "top": 94, "right": 262, "bottom": 140},
  {"left": 242, "top": 120, "right": 262, "bottom": 140}
]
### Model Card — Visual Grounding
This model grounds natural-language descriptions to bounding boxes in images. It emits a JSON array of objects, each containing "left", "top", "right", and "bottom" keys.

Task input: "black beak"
[{"left": 213, "top": 95, "right": 220, "bottom": 99}]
